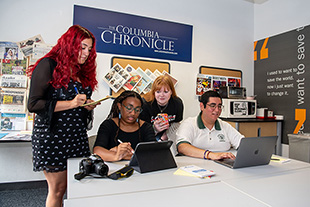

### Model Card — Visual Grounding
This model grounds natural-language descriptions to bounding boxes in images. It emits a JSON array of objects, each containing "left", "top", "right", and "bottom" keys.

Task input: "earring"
[
  {"left": 119, "top": 112, "right": 121, "bottom": 119},
  {"left": 136, "top": 118, "right": 139, "bottom": 123}
]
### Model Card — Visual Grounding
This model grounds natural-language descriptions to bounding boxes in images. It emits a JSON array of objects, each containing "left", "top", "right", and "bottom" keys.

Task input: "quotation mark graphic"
[
  {"left": 254, "top": 37, "right": 269, "bottom": 61},
  {"left": 294, "top": 109, "right": 306, "bottom": 134}
]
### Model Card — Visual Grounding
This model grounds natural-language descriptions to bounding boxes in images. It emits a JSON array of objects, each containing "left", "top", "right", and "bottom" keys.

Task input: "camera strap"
[
  {"left": 107, "top": 165, "right": 134, "bottom": 180},
  {"left": 84, "top": 165, "right": 134, "bottom": 180}
]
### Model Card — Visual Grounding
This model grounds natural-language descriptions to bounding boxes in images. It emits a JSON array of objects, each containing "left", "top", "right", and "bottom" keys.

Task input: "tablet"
[{"left": 129, "top": 140, "right": 177, "bottom": 173}]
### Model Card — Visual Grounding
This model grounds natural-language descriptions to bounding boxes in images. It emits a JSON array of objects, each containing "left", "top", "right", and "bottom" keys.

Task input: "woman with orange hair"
[
  {"left": 27, "top": 25, "right": 99, "bottom": 207},
  {"left": 140, "top": 75, "right": 184, "bottom": 143}
]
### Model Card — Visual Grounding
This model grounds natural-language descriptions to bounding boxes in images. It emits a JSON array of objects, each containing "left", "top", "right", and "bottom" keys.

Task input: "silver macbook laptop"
[{"left": 214, "top": 136, "right": 278, "bottom": 169}]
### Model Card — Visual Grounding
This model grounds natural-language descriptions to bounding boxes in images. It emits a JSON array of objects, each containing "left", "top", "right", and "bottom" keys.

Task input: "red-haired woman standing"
[{"left": 27, "top": 25, "right": 99, "bottom": 207}]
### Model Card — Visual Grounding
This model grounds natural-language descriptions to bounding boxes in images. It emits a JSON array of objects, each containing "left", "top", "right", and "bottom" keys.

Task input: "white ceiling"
[{"left": 243, "top": 0, "right": 268, "bottom": 4}]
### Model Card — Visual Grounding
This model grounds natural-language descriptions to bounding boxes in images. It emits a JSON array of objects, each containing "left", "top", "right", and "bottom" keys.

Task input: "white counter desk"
[
  {"left": 65, "top": 156, "right": 310, "bottom": 207},
  {"left": 67, "top": 156, "right": 219, "bottom": 199},
  {"left": 223, "top": 167, "right": 310, "bottom": 207},
  {"left": 64, "top": 181, "right": 269, "bottom": 207}
]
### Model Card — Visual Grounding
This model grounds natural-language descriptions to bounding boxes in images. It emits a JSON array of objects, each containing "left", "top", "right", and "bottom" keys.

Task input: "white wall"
[
  {"left": 254, "top": 0, "right": 310, "bottom": 41},
  {"left": 0, "top": 0, "right": 255, "bottom": 183},
  {"left": 253, "top": 0, "right": 310, "bottom": 157}
]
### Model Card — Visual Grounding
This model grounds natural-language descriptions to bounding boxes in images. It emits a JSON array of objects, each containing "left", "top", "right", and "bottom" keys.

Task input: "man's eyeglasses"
[
  {"left": 206, "top": 103, "right": 224, "bottom": 110},
  {"left": 122, "top": 104, "right": 143, "bottom": 114}
]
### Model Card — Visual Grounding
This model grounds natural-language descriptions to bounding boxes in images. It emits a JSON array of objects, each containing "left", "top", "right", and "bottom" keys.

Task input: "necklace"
[{"left": 157, "top": 103, "right": 168, "bottom": 113}]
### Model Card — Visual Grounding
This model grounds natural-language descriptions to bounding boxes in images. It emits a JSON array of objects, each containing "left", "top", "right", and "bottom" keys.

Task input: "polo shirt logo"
[{"left": 218, "top": 134, "right": 225, "bottom": 142}]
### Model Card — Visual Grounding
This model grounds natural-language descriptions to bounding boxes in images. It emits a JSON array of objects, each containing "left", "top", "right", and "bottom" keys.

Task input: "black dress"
[{"left": 28, "top": 58, "right": 92, "bottom": 172}]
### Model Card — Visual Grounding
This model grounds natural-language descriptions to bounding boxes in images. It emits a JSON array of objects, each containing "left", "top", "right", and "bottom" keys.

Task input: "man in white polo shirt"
[{"left": 176, "top": 91, "right": 244, "bottom": 160}]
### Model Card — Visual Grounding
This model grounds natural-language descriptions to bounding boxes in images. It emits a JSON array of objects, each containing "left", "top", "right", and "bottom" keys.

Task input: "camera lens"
[{"left": 94, "top": 162, "right": 109, "bottom": 176}]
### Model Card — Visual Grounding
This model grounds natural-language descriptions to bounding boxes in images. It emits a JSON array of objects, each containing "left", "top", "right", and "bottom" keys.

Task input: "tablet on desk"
[{"left": 129, "top": 140, "right": 177, "bottom": 173}]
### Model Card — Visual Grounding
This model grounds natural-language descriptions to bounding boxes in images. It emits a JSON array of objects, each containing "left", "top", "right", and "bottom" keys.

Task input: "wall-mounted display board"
[
  {"left": 110, "top": 57, "right": 170, "bottom": 97},
  {"left": 200, "top": 66, "right": 242, "bottom": 80},
  {"left": 197, "top": 66, "right": 242, "bottom": 96},
  {"left": 254, "top": 25, "right": 310, "bottom": 144}
]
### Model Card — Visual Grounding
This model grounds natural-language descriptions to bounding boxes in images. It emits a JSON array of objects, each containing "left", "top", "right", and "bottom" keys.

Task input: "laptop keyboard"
[{"left": 215, "top": 158, "right": 235, "bottom": 168}]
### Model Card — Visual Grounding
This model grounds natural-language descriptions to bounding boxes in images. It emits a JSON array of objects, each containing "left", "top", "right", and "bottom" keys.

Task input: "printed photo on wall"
[
  {"left": 122, "top": 65, "right": 142, "bottom": 91},
  {"left": 212, "top": 76, "right": 227, "bottom": 90},
  {"left": 153, "top": 69, "right": 163, "bottom": 77},
  {"left": 17, "top": 34, "right": 44, "bottom": 57},
  {"left": 145, "top": 69, "right": 157, "bottom": 80},
  {"left": 227, "top": 77, "right": 241, "bottom": 87},
  {"left": 0, "top": 42, "right": 24, "bottom": 60},
  {"left": 0, "top": 88, "right": 27, "bottom": 113},
  {"left": 0, "top": 75, "right": 27, "bottom": 88},
  {"left": 0, "top": 113, "right": 27, "bottom": 131},
  {"left": 196, "top": 73, "right": 212, "bottom": 96},
  {"left": 1, "top": 58, "right": 27, "bottom": 75},
  {"left": 142, "top": 83, "right": 152, "bottom": 94},
  {"left": 142, "top": 69, "right": 156, "bottom": 94},
  {"left": 103, "top": 63, "right": 130, "bottom": 93},
  {"left": 31, "top": 42, "right": 53, "bottom": 64},
  {"left": 133, "top": 67, "right": 152, "bottom": 94},
  {"left": 162, "top": 70, "right": 178, "bottom": 86}
]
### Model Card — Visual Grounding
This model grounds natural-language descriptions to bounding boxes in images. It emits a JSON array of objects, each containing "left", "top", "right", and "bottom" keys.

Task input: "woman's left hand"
[
  {"left": 83, "top": 99, "right": 101, "bottom": 111},
  {"left": 153, "top": 119, "right": 169, "bottom": 133}
]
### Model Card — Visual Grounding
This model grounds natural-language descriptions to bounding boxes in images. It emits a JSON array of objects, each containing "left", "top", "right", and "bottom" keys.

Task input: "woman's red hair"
[
  {"left": 143, "top": 75, "right": 177, "bottom": 102},
  {"left": 27, "top": 25, "right": 98, "bottom": 90}
]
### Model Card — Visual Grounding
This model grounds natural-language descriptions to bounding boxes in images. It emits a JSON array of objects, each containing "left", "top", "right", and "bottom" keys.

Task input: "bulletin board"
[
  {"left": 196, "top": 66, "right": 243, "bottom": 96},
  {"left": 110, "top": 56, "right": 170, "bottom": 97},
  {"left": 199, "top": 66, "right": 242, "bottom": 81}
]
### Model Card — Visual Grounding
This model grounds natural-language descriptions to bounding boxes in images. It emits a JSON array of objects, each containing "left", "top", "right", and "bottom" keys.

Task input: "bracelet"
[
  {"left": 206, "top": 151, "right": 211, "bottom": 160},
  {"left": 203, "top": 150, "right": 209, "bottom": 160}
]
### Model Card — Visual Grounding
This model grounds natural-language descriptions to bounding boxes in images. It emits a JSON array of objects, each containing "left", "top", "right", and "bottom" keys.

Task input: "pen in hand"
[
  {"left": 118, "top": 139, "right": 134, "bottom": 154},
  {"left": 74, "top": 87, "right": 79, "bottom": 94},
  {"left": 74, "top": 86, "right": 87, "bottom": 107}
]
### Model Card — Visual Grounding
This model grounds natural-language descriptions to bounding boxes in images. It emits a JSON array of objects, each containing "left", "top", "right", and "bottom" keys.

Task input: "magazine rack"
[
  {"left": 111, "top": 57, "right": 170, "bottom": 97},
  {"left": 0, "top": 56, "right": 32, "bottom": 142}
]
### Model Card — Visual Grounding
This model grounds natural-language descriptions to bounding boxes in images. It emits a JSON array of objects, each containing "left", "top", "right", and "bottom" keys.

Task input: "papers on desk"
[
  {"left": 0, "top": 133, "right": 9, "bottom": 139},
  {"left": 271, "top": 155, "right": 291, "bottom": 163},
  {"left": 174, "top": 165, "right": 215, "bottom": 178},
  {"left": 0, "top": 131, "right": 31, "bottom": 141}
]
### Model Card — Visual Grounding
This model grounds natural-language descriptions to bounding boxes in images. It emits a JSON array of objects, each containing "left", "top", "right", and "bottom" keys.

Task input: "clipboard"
[{"left": 81, "top": 96, "right": 114, "bottom": 107}]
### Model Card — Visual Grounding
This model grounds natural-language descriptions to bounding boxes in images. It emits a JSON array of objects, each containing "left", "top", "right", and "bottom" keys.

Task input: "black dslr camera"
[{"left": 74, "top": 154, "right": 109, "bottom": 180}]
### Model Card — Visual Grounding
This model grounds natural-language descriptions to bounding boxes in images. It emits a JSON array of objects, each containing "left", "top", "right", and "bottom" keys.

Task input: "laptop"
[
  {"left": 214, "top": 136, "right": 277, "bottom": 169},
  {"left": 129, "top": 140, "right": 177, "bottom": 173}
]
